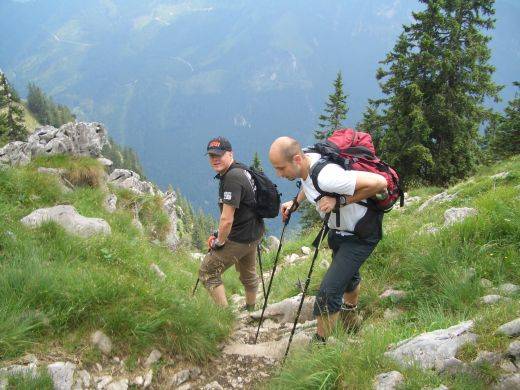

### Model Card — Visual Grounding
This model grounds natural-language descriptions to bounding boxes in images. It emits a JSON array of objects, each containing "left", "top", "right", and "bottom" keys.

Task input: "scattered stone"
[
  {"left": 108, "top": 169, "right": 155, "bottom": 195},
  {"left": 94, "top": 375, "right": 113, "bottom": 389},
  {"left": 481, "top": 295, "right": 503, "bottom": 305},
  {"left": 104, "top": 194, "right": 117, "bottom": 213},
  {"left": 444, "top": 207, "right": 478, "bottom": 227},
  {"left": 107, "top": 378, "right": 128, "bottom": 390},
  {"left": 418, "top": 191, "right": 457, "bottom": 212},
  {"left": 91, "top": 330, "right": 113, "bottom": 355},
  {"left": 190, "top": 367, "right": 201, "bottom": 380},
  {"left": 266, "top": 236, "right": 280, "bottom": 252},
  {"left": 250, "top": 294, "right": 315, "bottom": 324},
  {"left": 480, "top": 278, "right": 493, "bottom": 288},
  {"left": 507, "top": 341, "right": 520, "bottom": 360},
  {"left": 319, "top": 259, "right": 330, "bottom": 269},
  {"left": 0, "top": 363, "right": 38, "bottom": 379},
  {"left": 284, "top": 253, "right": 302, "bottom": 264},
  {"left": 176, "top": 384, "right": 193, "bottom": 390},
  {"left": 425, "top": 225, "right": 440, "bottom": 234},
  {"left": 144, "top": 349, "right": 162, "bottom": 368},
  {"left": 150, "top": 263, "right": 166, "bottom": 280},
  {"left": 436, "top": 357, "right": 469, "bottom": 375},
  {"left": 76, "top": 370, "right": 91, "bottom": 388},
  {"left": 496, "top": 318, "right": 520, "bottom": 337},
  {"left": 491, "top": 172, "right": 510, "bottom": 180},
  {"left": 97, "top": 157, "right": 113, "bottom": 167},
  {"left": 301, "top": 246, "right": 311, "bottom": 256},
  {"left": 190, "top": 252, "right": 205, "bottom": 262},
  {"left": 162, "top": 190, "right": 180, "bottom": 250},
  {"left": 492, "top": 373, "right": 520, "bottom": 390},
  {"left": 373, "top": 371, "right": 404, "bottom": 390},
  {"left": 383, "top": 309, "right": 403, "bottom": 321},
  {"left": 472, "top": 351, "right": 502, "bottom": 366},
  {"left": 379, "top": 289, "right": 407, "bottom": 301},
  {"left": 143, "top": 369, "right": 153, "bottom": 388},
  {"left": 385, "top": 320, "right": 477, "bottom": 370},
  {"left": 47, "top": 362, "right": 76, "bottom": 390},
  {"left": 202, "top": 381, "right": 224, "bottom": 390},
  {"left": 499, "top": 283, "right": 519, "bottom": 296},
  {"left": 132, "top": 376, "right": 144, "bottom": 386},
  {"left": 500, "top": 360, "right": 518, "bottom": 374},
  {"left": 21, "top": 205, "right": 111, "bottom": 238},
  {"left": 169, "top": 369, "right": 191, "bottom": 386}
]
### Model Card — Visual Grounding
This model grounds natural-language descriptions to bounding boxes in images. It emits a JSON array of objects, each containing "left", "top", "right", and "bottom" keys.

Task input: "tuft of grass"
[
  {"left": 5, "top": 370, "right": 54, "bottom": 390},
  {"left": 31, "top": 155, "right": 105, "bottom": 188}
]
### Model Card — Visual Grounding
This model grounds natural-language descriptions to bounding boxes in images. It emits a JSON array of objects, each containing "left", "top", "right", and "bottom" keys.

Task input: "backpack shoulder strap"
[{"left": 309, "top": 157, "right": 335, "bottom": 200}]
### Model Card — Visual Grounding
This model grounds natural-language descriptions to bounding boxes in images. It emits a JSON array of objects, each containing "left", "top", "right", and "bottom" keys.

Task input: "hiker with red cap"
[{"left": 198, "top": 137, "right": 264, "bottom": 311}]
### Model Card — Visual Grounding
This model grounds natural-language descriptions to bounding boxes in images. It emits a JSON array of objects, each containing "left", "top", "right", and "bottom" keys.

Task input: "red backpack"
[{"left": 308, "top": 128, "right": 404, "bottom": 212}]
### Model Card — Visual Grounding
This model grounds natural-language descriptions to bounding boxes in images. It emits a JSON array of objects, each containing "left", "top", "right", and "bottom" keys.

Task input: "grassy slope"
[
  {"left": 264, "top": 157, "right": 519, "bottom": 389},
  {"left": 0, "top": 155, "right": 234, "bottom": 366},
  {"left": 0, "top": 102, "right": 41, "bottom": 133}
]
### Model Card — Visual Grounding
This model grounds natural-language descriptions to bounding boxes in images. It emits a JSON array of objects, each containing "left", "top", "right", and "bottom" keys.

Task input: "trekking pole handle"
[{"left": 284, "top": 195, "right": 299, "bottom": 225}]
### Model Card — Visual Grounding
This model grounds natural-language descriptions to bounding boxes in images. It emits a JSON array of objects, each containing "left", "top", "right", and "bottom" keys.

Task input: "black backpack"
[{"left": 233, "top": 162, "right": 281, "bottom": 219}]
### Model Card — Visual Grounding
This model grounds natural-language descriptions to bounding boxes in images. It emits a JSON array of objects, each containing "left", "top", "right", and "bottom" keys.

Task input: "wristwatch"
[
  {"left": 338, "top": 195, "right": 349, "bottom": 207},
  {"left": 211, "top": 239, "right": 225, "bottom": 250}
]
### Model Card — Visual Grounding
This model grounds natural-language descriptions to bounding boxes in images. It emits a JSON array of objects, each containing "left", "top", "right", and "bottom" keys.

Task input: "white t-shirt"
[{"left": 300, "top": 153, "right": 367, "bottom": 233}]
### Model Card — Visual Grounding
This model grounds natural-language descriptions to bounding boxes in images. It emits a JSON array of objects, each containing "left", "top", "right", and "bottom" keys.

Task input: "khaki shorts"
[{"left": 199, "top": 239, "right": 260, "bottom": 292}]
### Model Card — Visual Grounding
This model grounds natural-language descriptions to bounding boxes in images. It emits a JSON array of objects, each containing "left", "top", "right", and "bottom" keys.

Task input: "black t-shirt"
[{"left": 218, "top": 162, "right": 265, "bottom": 243}]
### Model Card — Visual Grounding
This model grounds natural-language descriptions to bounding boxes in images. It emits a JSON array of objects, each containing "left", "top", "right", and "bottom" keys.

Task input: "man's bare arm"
[{"left": 217, "top": 204, "right": 235, "bottom": 243}]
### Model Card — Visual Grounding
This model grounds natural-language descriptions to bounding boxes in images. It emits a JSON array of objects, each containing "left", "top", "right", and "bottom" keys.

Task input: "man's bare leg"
[
  {"left": 316, "top": 312, "right": 340, "bottom": 338},
  {"left": 209, "top": 284, "right": 228, "bottom": 307},
  {"left": 343, "top": 283, "right": 361, "bottom": 307},
  {"left": 245, "top": 289, "right": 257, "bottom": 306}
]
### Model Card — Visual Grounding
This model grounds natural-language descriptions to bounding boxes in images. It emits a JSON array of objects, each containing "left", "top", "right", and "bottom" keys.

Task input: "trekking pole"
[
  {"left": 283, "top": 213, "right": 331, "bottom": 362},
  {"left": 254, "top": 194, "right": 299, "bottom": 344},
  {"left": 192, "top": 231, "right": 218, "bottom": 296},
  {"left": 257, "top": 244, "right": 267, "bottom": 301}
]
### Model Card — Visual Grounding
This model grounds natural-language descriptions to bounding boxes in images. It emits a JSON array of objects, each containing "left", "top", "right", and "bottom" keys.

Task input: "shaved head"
[
  {"left": 269, "top": 136, "right": 308, "bottom": 181},
  {"left": 269, "top": 136, "right": 303, "bottom": 162}
]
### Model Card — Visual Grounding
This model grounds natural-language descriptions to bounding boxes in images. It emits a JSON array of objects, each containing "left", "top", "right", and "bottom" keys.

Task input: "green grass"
[
  {"left": 5, "top": 370, "right": 54, "bottom": 390},
  {"left": 0, "top": 157, "right": 234, "bottom": 364},
  {"left": 265, "top": 157, "right": 520, "bottom": 389}
]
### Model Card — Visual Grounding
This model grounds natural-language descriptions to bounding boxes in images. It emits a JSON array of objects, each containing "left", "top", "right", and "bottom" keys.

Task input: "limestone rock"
[
  {"left": 223, "top": 332, "right": 310, "bottom": 359},
  {"left": 481, "top": 295, "right": 503, "bottom": 305},
  {"left": 379, "top": 289, "right": 407, "bottom": 301},
  {"left": 162, "top": 190, "right": 180, "bottom": 250},
  {"left": 21, "top": 205, "right": 111, "bottom": 238},
  {"left": 418, "top": 191, "right": 457, "bottom": 212},
  {"left": 150, "top": 263, "right": 166, "bottom": 280},
  {"left": 319, "top": 259, "right": 330, "bottom": 269},
  {"left": 444, "top": 207, "right": 477, "bottom": 226},
  {"left": 499, "top": 283, "right": 519, "bottom": 295},
  {"left": 385, "top": 320, "right": 477, "bottom": 369},
  {"left": 0, "top": 141, "right": 32, "bottom": 166},
  {"left": 91, "top": 330, "right": 113, "bottom": 355},
  {"left": 0, "top": 363, "right": 38, "bottom": 378},
  {"left": 301, "top": 246, "right": 311, "bottom": 256},
  {"left": 507, "top": 340, "right": 520, "bottom": 360},
  {"left": 75, "top": 370, "right": 91, "bottom": 389},
  {"left": 169, "top": 369, "right": 191, "bottom": 386},
  {"left": 108, "top": 169, "right": 155, "bottom": 195},
  {"left": 373, "top": 371, "right": 404, "bottom": 390},
  {"left": 94, "top": 375, "right": 113, "bottom": 389},
  {"left": 266, "top": 235, "right": 280, "bottom": 252},
  {"left": 284, "top": 253, "right": 302, "bottom": 265},
  {"left": 472, "top": 351, "right": 502, "bottom": 366},
  {"left": 144, "top": 349, "right": 162, "bottom": 368},
  {"left": 97, "top": 157, "right": 113, "bottom": 167},
  {"left": 480, "top": 278, "right": 493, "bottom": 288},
  {"left": 106, "top": 379, "right": 128, "bottom": 390},
  {"left": 492, "top": 373, "right": 520, "bottom": 390},
  {"left": 104, "top": 194, "right": 117, "bottom": 213},
  {"left": 491, "top": 172, "right": 510, "bottom": 180},
  {"left": 500, "top": 360, "right": 518, "bottom": 374},
  {"left": 143, "top": 369, "right": 153, "bottom": 388},
  {"left": 436, "top": 357, "right": 469, "bottom": 375},
  {"left": 497, "top": 318, "right": 520, "bottom": 337},
  {"left": 47, "top": 362, "right": 76, "bottom": 390},
  {"left": 250, "top": 294, "right": 315, "bottom": 324},
  {"left": 202, "top": 381, "right": 224, "bottom": 390}
]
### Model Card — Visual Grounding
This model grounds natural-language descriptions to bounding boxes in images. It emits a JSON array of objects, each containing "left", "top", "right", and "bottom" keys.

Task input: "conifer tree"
[
  {"left": 0, "top": 71, "right": 27, "bottom": 142},
  {"left": 488, "top": 82, "right": 520, "bottom": 158},
  {"left": 251, "top": 151, "right": 263, "bottom": 172},
  {"left": 315, "top": 71, "right": 348, "bottom": 140},
  {"left": 357, "top": 102, "right": 385, "bottom": 152},
  {"left": 375, "top": 0, "right": 501, "bottom": 186}
]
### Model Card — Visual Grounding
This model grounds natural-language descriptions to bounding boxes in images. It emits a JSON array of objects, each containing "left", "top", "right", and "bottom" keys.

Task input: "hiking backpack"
[
  {"left": 233, "top": 162, "right": 281, "bottom": 219},
  {"left": 307, "top": 128, "right": 404, "bottom": 212}
]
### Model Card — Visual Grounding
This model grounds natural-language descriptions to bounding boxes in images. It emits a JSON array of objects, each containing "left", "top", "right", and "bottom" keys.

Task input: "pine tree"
[
  {"left": 0, "top": 71, "right": 27, "bottom": 142},
  {"left": 375, "top": 0, "right": 502, "bottom": 186},
  {"left": 315, "top": 71, "right": 348, "bottom": 140},
  {"left": 488, "top": 82, "right": 520, "bottom": 158},
  {"left": 357, "top": 101, "right": 385, "bottom": 152},
  {"left": 251, "top": 151, "right": 263, "bottom": 172},
  {"left": 26, "top": 82, "right": 75, "bottom": 127}
]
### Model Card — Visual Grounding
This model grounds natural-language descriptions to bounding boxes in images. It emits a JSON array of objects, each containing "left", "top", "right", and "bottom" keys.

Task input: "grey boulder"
[{"left": 21, "top": 205, "right": 111, "bottom": 238}]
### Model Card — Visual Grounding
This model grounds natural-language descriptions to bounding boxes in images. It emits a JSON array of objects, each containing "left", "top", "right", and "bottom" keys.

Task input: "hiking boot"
[{"left": 340, "top": 303, "right": 363, "bottom": 333}]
